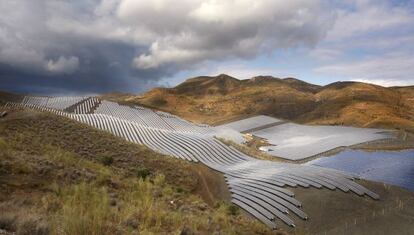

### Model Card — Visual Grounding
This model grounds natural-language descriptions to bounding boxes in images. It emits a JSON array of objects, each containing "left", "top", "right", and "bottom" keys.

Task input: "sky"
[{"left": 0, "top": 0, "right": 413, "bottom": 95}]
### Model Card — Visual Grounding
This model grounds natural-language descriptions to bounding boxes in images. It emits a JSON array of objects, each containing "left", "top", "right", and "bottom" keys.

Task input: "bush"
[
  {"left": 227, "top": 204, "right": 239, "bottom": 216},
  {"left": 176, "top": 187, "right": 184, "bottom": 193},
  {"left": 136, "top": 167, "right": 151, "bottom": 179},
  {"left": 99, "top": 156, "right": 113, "bottom": 166},
  {"left": 214, "top": 201, "right": 239, "bottom": 216},
  {"left": 0, "top": 211, "right": 16, "bottom": 231},
  {"left": 150, "top": 98, "right": 167, "bottom": 106}
]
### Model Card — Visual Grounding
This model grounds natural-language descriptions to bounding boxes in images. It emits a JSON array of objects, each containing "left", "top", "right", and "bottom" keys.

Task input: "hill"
[
  {"left": 122, "top": 75, "right": 414, "bottom": 132},
  {"left": 0, "top": 91, "right": 22, "bottom": 105},
  {"left": 1, "top": 99, "right": 414, "bottom": 234},
  {"left": 0, "top": 108, "right": 273, "bottom": 235}
]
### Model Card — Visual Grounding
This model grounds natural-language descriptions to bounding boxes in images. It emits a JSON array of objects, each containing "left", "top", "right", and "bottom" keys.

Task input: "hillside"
[
  {"left": 1, "top": 100, "right": 414, "bottom": 234},
  {"left": 0, "top": 108, "right": 274, "bottom": 235},
  {"left": 121, "top": 75, "right": 414, "bottom": 132},
  {"left": 0, "top": 91, "right": 22, "bottom": 105}
]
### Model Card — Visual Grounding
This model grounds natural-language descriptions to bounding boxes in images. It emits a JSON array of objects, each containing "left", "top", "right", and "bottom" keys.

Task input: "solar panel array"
[
  {"left": 95, "top": 100, "right": 212, "bottom": 134},
  {"left": 73, "top": 97, "right": 100, "bottom": 114},
  {"left": 21, "top": 96, "right": 87, "bottom": 110},
  {"left": 217, "top": 115, "right": 283, "bottom": 132},
  {"left": 5, "top": 96, "right": 380, "bottom": 229}
]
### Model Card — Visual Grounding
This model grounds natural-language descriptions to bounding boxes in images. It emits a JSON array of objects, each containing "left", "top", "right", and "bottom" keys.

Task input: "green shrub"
[
  {"left": 99, "top": 156, "right": 113, "bottom": 166},
  {"left": 227, "top": 204, "right": 239, "bottom": 216},
  {"left": 136, "top": 167, "right": 151, "bottom": 179},
  {"left": 176, "top": 187, "right": 184, "bottom": 193}
]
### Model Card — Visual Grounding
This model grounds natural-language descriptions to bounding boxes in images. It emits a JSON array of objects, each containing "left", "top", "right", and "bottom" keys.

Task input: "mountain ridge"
[
  {"left": 127, "top": 74, "right": 414, "bottom": 132},
  {"left": 1, "top": 75, "right": 413, "bottom": 132}
]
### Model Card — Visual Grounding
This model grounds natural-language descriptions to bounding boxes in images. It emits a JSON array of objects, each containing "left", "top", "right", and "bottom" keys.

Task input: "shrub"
[
  {"left": 227, "top": 204, "right": 239, "bottom": 216},
  {"left": 99, "top": 156, "right": 113, "bottom": 166},
  {"left": 150, "top": 98, "right": 167, "bottom": 106},
  {"left": 0, "top": 211, "right": 16, "bottom": 231},
  {"left": 136, "top": 167, "right": 151, "bottom": 179},
  {"left": 214, "top": 201, "right": 239, "bottom": 216},
  {"left": 176, "top": 187, "right": 184, "bottom": 193}
]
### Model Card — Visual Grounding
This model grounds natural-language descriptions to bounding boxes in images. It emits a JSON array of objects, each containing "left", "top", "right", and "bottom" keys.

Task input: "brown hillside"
[
  {"left": 0, "top": 108, "right": 274, "bottom": 235},
  {"left": 0, "top": 91, "right": 22, "bottom": 105},
  {"left": 174, "top": 74, "right": 241, "bottom": 96},
  {"left": 125, "top": 75, "right": 414, "bottom": 132}
]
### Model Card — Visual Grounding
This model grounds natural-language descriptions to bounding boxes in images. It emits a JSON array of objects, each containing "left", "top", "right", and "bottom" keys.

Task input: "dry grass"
[
  {"left": 0, "top": 109, "right": 281, "bottom": 235},
  {"left": 217, "top": 137, "right": 284, "bottom": 162},
  {"left": 124, "top": 76, "right": 414, "bottom": 133}
]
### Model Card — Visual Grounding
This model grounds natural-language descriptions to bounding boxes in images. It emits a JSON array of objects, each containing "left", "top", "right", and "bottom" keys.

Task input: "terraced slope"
[{"left": 4, "top": 96, "right": 382, "bottom": 229}]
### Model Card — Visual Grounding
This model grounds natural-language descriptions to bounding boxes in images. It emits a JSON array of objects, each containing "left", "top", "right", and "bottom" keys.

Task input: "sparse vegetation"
[
  {"left": 0, "top": 110, "right": 279, "bottom": 235},
  {"left": 126, "top": 75, "right": 414, "bottom": 133},
  {"left": 150, "top": 97, "right": 168, "bottom": 106},
  {"left": 99, "top": 155, "right": 114, "bottom": 166},
  {"left": 136, "top": 167, "right": 151, "bottom": 179}
]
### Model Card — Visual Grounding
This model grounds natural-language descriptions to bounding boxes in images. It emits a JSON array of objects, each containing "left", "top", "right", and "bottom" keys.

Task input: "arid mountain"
[{"left": 118, "top": 75, "right": 414, "bottom": 132}]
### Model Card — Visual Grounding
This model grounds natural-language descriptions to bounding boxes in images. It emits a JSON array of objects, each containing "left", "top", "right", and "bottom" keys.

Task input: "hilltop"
[{"left": 117, "top": 75, "right": 414, "bottom": 132}]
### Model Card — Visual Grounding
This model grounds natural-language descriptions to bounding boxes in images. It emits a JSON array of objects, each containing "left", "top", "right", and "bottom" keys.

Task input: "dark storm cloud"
[
  {"left": 0, "top": 0, "right": 333, "bottom": 94},
  {"left": 0, "top": 40, "right": 166, "bottom": 94}
]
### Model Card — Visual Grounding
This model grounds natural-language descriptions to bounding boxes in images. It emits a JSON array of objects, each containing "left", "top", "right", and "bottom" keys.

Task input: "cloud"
[
  {"left": 127, "top": 0, "right": 333, "bottom": 69},
  {"left": 314, "top": 52, "right": 414, "bottom": 86},
  {"left": 309, "top": 48, "right": 343, "bottom": 60},
  {"left": 326, "top": 0, "right": 413, "bottom": 41},
  {"left": 309, "top": 0, "right": 414, "bottom": 86},
  {"left": 1, "top": 0, "right": 413, "bottom": 94},
  {"left": 46, "top": 56, "right": 79, "bottom": 74},
  {"left": 350, "top": 79, "right": 414, "bottom": 87},
  {"left": 0, "top": 0, "right": 335, "bottom": 94}
]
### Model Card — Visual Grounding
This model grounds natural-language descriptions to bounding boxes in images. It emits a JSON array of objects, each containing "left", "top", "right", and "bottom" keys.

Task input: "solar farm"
[
  {"left": 218, "top": 116, "right": 393, "bottom": 161},
  {"left": 4, "top": 96, "right": 382, "bottom": 229}
]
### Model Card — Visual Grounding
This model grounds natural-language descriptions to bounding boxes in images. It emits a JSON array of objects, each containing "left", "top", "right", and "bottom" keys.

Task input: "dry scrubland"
[
  {"left": 0, "top": 109, "right": 277, "bottom": 235},
  {"left": 113, "top": 75, "right": 414, "bottom": 133}
]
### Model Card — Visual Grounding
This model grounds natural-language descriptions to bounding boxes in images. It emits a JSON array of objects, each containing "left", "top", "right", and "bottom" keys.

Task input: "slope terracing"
[{"left": 4, "top": 96, "right": 381, "bottom": 229}]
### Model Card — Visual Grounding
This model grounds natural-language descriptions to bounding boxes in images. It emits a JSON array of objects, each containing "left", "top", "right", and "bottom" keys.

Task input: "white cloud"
[
  {"left": 326, "top": 0, "right": 413, "bottom": 41},
  {"left": 350, "top": 79, "right": 414, "bottom": 87},
  {"left": 309, "top": 0, "right": 414, "bottom": 86},
  {"left": 46, "top": 56, "right": 79, "bottom": 74},
  {"left": 116, "top": 0, "right": 333, "bottom": 69},
  {"left": 0, "top": 0, "right": 333, "bottom": 73},
  {"left": 309, "top": 48, "right": 342, "bottom": 60},
  {"left": 314, "top": 53, "right": 414, "bottom": 86}
]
